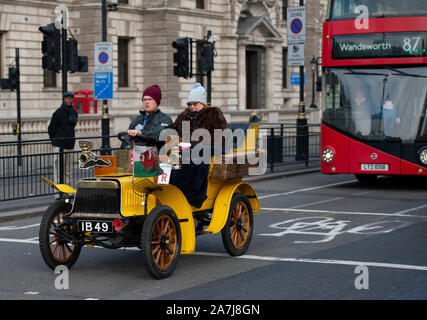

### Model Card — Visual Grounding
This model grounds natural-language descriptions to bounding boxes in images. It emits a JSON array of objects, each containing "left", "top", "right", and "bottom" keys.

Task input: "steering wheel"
[{"left": 117, "top": 131, "right": 156, "bottom": 147}]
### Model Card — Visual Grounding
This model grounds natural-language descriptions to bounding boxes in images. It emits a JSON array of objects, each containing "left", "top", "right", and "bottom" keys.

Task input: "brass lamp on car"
[{"left": 78, "top": 141, "right": 93, "bottom": 167}]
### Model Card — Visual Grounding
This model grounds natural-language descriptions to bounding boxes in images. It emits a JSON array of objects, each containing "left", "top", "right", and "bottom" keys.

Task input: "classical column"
[
  {"left": 237, "top": 43, "right": 246, "bottom": 111},
  {"left": 264, "top": 44, "right": 274, "bottom": 109}
]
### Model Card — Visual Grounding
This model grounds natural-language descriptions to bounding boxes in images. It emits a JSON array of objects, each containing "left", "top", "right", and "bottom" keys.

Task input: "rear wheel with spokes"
[
  {"left": 221, "top": 193, "right": 253, "bottom": 256},
  {"left": 39, "top": 200, "right": 82, "bottom": 269},
  {"left": 141, "top": 205, "right": 181, "bottom": 279}
]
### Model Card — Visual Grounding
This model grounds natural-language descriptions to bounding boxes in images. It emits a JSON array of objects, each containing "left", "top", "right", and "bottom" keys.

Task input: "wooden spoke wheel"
[
  {"left": 141, "top": 205, "right": 181, "bottom": 279},
  {"left": 221, "top": 193, "right": 253, "bottom": 256},
  {"left": 39, "top": 200, "right": 82, "bottom": 269}
]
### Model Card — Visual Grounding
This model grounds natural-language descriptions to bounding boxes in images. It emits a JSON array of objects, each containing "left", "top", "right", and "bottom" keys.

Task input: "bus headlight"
[
  {"left": 322, "top": 147, "right": 335, "bottom": 163},
  {"left": 418, "top": 147, "right": 427, "bottom": 165}
]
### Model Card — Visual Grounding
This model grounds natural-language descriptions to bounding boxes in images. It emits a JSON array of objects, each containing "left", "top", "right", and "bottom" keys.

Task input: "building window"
[
  {"left": 43, "top": 69, "right": 57, "bottom": 88},
  {"left": 196, "top": 0, "right": 205, "bottom": 9},
  {"left": 118, "top": 0, "right": 128, "bottom": 4},
  {"left": 282, "top": 47, "right": 288, "bottom": 89},
  {"left": 282, "top": 0, "right": 288, "bottom": 20},
  {"left": 118, "top": 38, "right": 129, "bottom": 88}
]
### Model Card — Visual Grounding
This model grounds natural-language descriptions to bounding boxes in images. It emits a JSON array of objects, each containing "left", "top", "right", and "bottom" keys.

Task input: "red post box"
[{"left": 73, "top": 90, "right": 98, "bottom": 114}]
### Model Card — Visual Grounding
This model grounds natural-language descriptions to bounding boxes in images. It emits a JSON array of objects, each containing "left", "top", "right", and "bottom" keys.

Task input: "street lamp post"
[
  {"left": 100, "top": 0, "right": 111, "bottom": 155},
  {"left": 295, "top": 0, "right": 308, "bottom": 162}
]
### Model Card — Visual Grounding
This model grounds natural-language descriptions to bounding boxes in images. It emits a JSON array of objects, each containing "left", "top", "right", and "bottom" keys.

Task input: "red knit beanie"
[{"left": 143, "top": 84, "right": 162, "bottom": 106}]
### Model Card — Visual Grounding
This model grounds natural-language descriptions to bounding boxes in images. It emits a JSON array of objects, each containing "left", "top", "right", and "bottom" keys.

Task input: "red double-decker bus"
[{"left": 321, "top": 0, "right": 427, "bottom": 181}]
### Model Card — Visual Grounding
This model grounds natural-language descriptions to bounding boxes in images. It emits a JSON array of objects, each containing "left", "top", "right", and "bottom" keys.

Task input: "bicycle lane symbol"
[{"left": 258, "top": 216, "right": 411, "bottom": 244}]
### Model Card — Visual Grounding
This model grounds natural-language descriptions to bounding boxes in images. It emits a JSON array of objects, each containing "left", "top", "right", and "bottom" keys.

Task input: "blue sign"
[
  {"left": 94, "top": 72, "right": 113, "bottom": 100},
  {"left": 290, "top": 73, "right": 306, "bottom": 86}
]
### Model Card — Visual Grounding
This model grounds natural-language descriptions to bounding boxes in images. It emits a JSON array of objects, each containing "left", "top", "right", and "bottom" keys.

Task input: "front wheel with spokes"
[
  {"left": 140, "top": 205, "right": 181, "bottom": 279},
  {"left": 221, "top": 193, "right": 253, "bottom": 256},
  {"left": 39, "top": 200, "right": 82, "bottom": 269}
]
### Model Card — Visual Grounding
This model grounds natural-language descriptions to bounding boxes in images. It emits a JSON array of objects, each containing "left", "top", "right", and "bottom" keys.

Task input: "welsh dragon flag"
[{"left": 133, "top": 145, "right": 163, "bottom": 178}]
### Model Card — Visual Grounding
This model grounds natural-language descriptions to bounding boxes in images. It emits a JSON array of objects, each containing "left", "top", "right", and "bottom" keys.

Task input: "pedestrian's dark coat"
[{"left": 48, "top": 104, "right": 78, "bottom": 149}]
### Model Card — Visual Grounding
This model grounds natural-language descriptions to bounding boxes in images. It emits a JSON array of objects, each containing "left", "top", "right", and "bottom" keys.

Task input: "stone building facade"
[{"left": 0, "top": 0, "right": 327, "bottom": 136}]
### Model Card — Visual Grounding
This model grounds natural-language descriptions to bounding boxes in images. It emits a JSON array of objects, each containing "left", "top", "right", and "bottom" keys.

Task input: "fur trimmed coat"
[
  {"left": 172, "top": 106, "right": 227, "bottom": 146},
  {"left": 169, "top": 106, "right": 227, "bottom": 208}
]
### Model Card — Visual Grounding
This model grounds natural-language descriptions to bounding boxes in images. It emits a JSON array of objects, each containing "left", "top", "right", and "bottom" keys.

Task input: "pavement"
[{"left": 0, "top": 162, "right": 320, "bottom": 223}]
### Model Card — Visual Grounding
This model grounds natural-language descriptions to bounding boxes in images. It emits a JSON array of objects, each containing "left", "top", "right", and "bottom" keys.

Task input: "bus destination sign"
[{"left": 332, "top": 32, "right": 427, "bottom": 60}]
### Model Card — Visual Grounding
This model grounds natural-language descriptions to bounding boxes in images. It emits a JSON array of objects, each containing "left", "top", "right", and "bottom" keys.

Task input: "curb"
[
  {"left": 0, "top": 206, "right": 47, "bottom": 223},
  {"left": 244, "top": 167, "right": 320, "bottom": 183},
  {"left": 0, "top": 167, "right": 320, "bottom": 223}
]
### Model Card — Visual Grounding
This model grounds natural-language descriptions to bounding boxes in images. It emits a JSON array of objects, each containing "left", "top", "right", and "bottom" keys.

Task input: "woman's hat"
[
  {"left": 143, "top": 84, "right": 162, "bottom": 105},
  {"left": 186, "top": 83, "right": 207, "bottom": 105}
]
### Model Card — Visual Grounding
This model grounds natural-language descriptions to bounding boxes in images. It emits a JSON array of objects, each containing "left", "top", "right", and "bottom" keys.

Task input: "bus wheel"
[
  {"left": 141, "top": 206, "right": 181, "bottom": 279},
  {"left": 355, "top": 174, "right": 378, "bottom": 182}
]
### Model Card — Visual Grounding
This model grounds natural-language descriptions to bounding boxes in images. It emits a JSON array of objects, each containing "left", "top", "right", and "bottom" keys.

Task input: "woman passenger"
[{"left": 169, "top": 83, "right": 227, "bottom": 208}]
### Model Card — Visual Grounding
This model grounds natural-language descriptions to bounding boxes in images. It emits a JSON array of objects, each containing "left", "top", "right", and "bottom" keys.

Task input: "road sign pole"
[
  {"left": 295, "top": 0, "right": 308, "bottom": 162},
  {"left": 101, "top": 0, "right": 111, "bottom": 155},
  {"left": 61, "top": 12, "right": 67, "bottom": 95},
  {"left": 15, "top": 48, "right": 22, "bottom": 166}
]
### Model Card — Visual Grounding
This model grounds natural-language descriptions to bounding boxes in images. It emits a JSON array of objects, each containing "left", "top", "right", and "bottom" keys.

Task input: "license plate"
[
  {"left": 78, "top": 220, "right": 113, "bottom": 233},
  {"left": 360, "top": 163, "right": 389, "bottom": 171}
]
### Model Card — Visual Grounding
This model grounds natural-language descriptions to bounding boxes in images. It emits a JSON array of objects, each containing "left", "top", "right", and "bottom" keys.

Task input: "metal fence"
[
  {"left": 0, "top": 124, "right": 320, "bottom": 202},
  {"left": 259, "top": 123, "right": 320, "bottom": 172}
]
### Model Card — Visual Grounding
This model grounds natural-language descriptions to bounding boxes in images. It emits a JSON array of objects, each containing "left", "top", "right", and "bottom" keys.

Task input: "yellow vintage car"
[{"left": 39, "top": 123, "right": 261, "bottom": 279}]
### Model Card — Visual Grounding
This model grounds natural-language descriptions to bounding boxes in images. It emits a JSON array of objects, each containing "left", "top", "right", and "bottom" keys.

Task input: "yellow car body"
[{"left": 40, "top": 123, "right": 261, "bottom": 278}]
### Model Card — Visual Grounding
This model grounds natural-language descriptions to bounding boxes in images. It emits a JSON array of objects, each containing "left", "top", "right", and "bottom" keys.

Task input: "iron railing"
[{"left": 0, "top": 125, "right": 321, "bottom": 201}]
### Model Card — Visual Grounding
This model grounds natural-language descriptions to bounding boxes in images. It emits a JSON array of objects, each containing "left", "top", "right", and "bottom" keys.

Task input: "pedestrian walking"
[{"left": 48, "top": 91, "right": 78, "bottom": 185}]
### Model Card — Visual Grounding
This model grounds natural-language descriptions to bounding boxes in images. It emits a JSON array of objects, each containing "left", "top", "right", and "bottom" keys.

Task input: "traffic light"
[
  {"left": 65, "top": 39, "right": 88, "bottom": 73},
  {"left": 199, "top": 42, "right": 214, "bottom": 73},
  {"left": 65, "top": 39, "right": 78, "bottom": 72},
  {"left": 0, "top": 67, "right": 18, "bottom": 91},
  {"left": 172, "top": 37, "right": 190, "bottom": 78},
  {"left": 39, "top": 23, "right": 61, "bottom": 72}
]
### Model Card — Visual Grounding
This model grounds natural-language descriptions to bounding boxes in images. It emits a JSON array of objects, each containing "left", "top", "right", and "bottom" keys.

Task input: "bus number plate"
[
  {"left": 78, "top": 220, "right": 113, "bottom": 233},
  {"left": 361, "top": 163, "right": 389, "bottom": 171}
]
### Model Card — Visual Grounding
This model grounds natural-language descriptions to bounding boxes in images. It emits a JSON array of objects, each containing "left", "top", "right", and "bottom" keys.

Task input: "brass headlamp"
[{"left": 78, "top": 141, "right": 94, "bottom": 167}]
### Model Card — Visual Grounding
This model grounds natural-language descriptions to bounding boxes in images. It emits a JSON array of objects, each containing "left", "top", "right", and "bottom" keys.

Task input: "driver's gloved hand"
[{"left": 119, "top": 133, "right": 132, "bottom": 149}]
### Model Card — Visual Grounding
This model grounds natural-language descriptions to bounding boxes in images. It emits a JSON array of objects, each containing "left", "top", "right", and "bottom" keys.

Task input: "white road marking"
[
  {"left": 23, "top": 237, "right": 39, "bottom": 241},
  {"left": 394, "top": 203, "right": 427, "bottom": 215},
  {"left": 0, "top": 223, "right": 39, "bottom": 231},
  {"left": 0, "top": 237, "right": 38, "bottom": 244},
  {"left": 260, "top": 207, "right": 427, "bottom": 218},
  {"left": 290, "top": 197, "right": 344, "bottom": 209},
  {"left": 258, "top": 216, "right": 410, "bottom": 243},
  {"left": 195, "top": 252, "right": 427, "bottom": 272},
  {"left": 258, "top": 180, "right": 357, "bottom": 199},
  {"left": 1, "top": 236, "right": 426, "bottom": 273}
]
